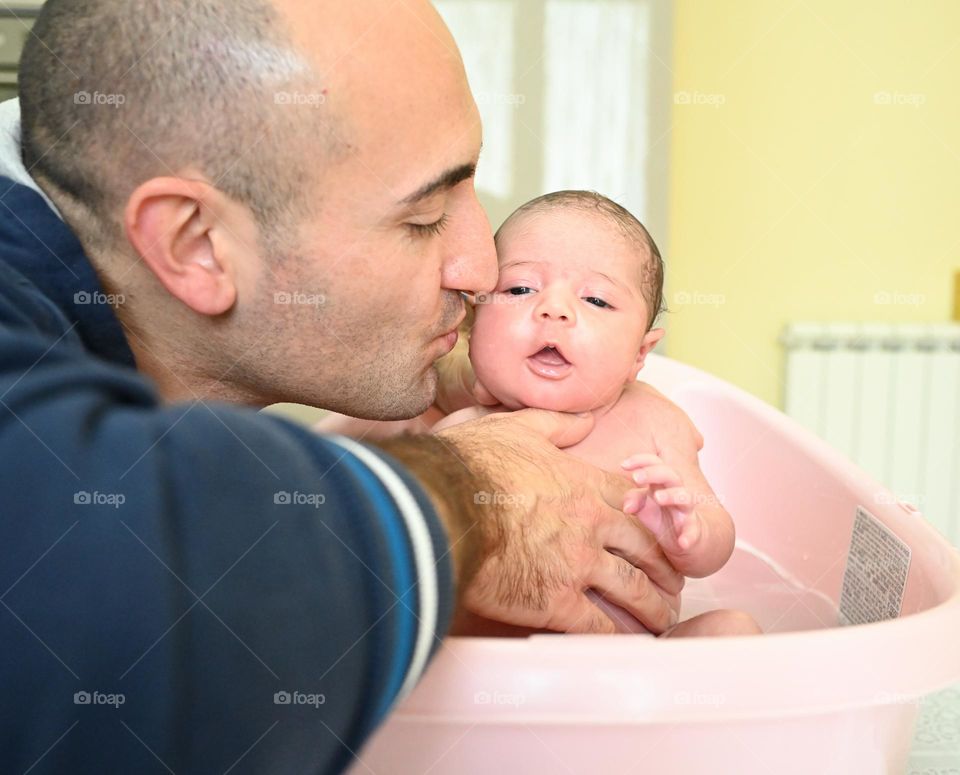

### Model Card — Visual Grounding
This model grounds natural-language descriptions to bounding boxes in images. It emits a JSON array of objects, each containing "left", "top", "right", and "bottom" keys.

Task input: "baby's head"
[{"left": 469, "top": 190, "right": 665, "bottom": 413}]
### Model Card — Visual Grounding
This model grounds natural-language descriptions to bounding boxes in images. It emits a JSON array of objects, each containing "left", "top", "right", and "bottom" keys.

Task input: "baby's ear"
[{"left": 634, "top": 327, "right": 666, "bottom": 373}]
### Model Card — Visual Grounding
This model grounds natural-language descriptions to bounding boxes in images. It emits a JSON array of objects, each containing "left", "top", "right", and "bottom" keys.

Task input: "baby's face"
[{"left": 470, "top": 208, "right": 660, "bottom": 413}]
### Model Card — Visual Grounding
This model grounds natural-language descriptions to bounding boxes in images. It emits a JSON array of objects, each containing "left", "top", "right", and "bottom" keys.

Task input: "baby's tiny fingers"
[
  {"left": 677, "top": 512, "right": 703, "bottom": 551},
  {"left": 622, "top": 488, "right": 647, "bottom": 514},
  {"left": 653, "top": 487, "right": 694, "bottom": 511},
  {"left": 633, "top": 465, "right": 682, "bottom": 488},
  {"left": 620, "top": 453, "right": 664, "bottom": 470}
]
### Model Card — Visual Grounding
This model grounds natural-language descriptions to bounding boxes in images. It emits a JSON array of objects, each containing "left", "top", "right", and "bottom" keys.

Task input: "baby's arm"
[{"left": 621, "top": 397, "right": 735, "bottom": 578}]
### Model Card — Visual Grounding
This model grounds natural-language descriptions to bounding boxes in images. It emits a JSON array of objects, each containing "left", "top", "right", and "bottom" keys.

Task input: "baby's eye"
[
  {"left": 584, "top": 296, "right": 612, "bottom": 309},
  {"left": 506, "top": 286, "right": 534, "bottom": 295}
]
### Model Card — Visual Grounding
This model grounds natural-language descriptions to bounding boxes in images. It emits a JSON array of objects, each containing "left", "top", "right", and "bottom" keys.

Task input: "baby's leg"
[{"left": 660, "top": 609, "right": 762, "bottom": 638}]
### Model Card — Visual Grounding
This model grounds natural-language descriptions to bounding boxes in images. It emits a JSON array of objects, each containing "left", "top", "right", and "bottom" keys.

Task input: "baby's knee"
[
  {"left": 709, "top": 609, "right": 763, "bottom": 636},
  {"left": 665, "top": 608, "right": 763, "bottom": 637}
]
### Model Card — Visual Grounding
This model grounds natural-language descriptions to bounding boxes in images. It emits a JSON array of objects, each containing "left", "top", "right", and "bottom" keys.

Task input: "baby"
[
  {"left": 316, "top": 191, "right": 761, "bottom": 638},
  {"left": 443, "top": 191, "right": 759, "bottom": 637}
]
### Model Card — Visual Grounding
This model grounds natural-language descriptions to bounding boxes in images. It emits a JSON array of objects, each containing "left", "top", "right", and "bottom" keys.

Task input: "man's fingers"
[
  {"left": 551, "top": 595, "right": 619, "bottom": 634},
  {"left": 508, "top": 407, "right": 596, "bottom": 449},
  {"left": 587, "top": 556, "right": 678, "bottom": 634},
  {"left": 432, "top": 405, "right": 500, "bottom": 433},
  {"left": 599, "top": 511, "right": 685, "bottom": 595},
  {"left": 599, "top": 469, "right": 634, "bottom": 511}
]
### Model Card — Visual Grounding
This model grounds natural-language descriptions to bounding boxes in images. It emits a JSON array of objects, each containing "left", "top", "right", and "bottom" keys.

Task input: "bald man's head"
[
  {"left": 19, "top": 0, "right": 335, "bottom": 256},
  {"left": 17, "top": 0, "right": 494, "bottom": 416}
]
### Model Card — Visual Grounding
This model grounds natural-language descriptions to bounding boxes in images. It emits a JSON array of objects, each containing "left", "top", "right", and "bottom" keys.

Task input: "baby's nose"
[{"left": 535, "top": 296, "right": 575, "bottom": 323}]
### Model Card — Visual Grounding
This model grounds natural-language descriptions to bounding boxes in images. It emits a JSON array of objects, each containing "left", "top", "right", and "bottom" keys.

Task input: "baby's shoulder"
[
  {"left": 617, "top": 381, "right": 704, "bottom": 452},
  {"left": 615, "top": 380, "right": 679, "bottom": 414}
]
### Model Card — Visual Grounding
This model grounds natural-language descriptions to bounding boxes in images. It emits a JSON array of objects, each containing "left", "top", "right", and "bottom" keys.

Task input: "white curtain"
[{"left": 434, "top": 0, "right": 668, "bottom": 239}]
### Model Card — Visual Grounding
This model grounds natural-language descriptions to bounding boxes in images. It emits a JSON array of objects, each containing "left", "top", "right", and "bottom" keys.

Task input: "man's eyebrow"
[{"left": 399, "top": 162, "right": 477, "bottom": 206}]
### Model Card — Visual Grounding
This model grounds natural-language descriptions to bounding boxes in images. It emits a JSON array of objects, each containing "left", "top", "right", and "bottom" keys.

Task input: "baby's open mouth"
[{"left": 530, "top": 345, "right": 571, "bottom": 367}]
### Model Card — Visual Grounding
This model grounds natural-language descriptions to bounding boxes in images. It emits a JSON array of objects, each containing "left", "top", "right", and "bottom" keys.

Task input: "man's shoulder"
[
  {"left": 0, "top": 176, "right": 137, "bottom": 367},
  {"left": 0, "top": 251, "right": 73, "bottom": 337}
]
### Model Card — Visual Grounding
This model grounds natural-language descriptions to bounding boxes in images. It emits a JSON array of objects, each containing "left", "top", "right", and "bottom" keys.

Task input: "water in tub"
[{"left": 682, "top": 539, "right": 838, "bottom": 632}]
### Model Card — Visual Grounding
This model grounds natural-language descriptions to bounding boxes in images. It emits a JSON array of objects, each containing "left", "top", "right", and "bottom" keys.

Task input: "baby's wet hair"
[{"left": 495, "top": 190, "right": 666, "bottom": 330}]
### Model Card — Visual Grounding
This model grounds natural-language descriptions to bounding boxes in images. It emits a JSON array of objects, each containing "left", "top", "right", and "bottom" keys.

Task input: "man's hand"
[{"left": 436, "top": 409, "right": 683, "bottom": 634}]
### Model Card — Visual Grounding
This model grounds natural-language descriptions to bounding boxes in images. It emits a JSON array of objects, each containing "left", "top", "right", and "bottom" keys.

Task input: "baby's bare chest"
[{"left": 563, "top": 402, "right": 658, "bottom": 477}]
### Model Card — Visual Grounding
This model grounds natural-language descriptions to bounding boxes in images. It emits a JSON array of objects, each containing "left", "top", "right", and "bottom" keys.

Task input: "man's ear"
[
  {"left": 633, "top": 327, "right": 666, "bottom": 375},
  {"left": 124, "top": 176, "right": 239, "bottom": 316}
]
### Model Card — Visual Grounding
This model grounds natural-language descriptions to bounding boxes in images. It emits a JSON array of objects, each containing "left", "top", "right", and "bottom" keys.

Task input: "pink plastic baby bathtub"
[{"left": 349, "top": 353, "right": 960, "bottom": 775}]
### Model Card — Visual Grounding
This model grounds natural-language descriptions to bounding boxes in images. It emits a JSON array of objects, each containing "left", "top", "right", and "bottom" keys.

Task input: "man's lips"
[
  {"left": 437, "top": 310, "right": 465, "bottom": 340},
  {"left": 438, "top": 329, "right": 458, "bottom": 354},
  {"left": 433, "top": 309, "right": 466, "bottom": 354}
]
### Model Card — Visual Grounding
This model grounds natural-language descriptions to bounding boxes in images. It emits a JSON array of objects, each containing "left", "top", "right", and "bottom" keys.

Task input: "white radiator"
[{"left": 782, "top": 322, "right": 960, "bottom": 545}]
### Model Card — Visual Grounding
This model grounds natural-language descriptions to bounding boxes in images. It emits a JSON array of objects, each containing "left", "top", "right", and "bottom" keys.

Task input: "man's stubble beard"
[
  {"left": 333, "top": 316, "right": 438, "bottom": 420},
  {"left": 236, "top": 235, "right": 447, "bottom": 418},
  {"left": 233, "top": 296, "right": 437, "bottom": 419}
]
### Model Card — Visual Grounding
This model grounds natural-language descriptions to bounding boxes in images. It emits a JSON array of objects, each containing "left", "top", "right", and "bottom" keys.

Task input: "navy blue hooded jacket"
[{"left": 0, "top": 174, "right": 454, "bottom": 774}]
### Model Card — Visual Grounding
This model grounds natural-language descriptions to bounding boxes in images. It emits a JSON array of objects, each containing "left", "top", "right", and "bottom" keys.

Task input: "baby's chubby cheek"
[{"left": 468, "top": 308, "right": 528, "bottom": 410}]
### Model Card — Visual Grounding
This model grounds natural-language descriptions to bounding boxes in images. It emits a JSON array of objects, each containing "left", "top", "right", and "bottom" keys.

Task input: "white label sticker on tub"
[{"left": 838, "top": 506, "right": 912, "bottom": 626}]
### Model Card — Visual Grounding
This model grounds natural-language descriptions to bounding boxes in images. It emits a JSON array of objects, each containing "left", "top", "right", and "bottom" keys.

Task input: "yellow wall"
[{"left": 666, "top": 0, "right": 960, "bottom": 407}]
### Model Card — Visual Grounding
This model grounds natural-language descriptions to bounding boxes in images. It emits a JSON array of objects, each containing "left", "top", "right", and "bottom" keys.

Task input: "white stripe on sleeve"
[{"left": 326, "top": 435, "right": 439, "bottom": 701}]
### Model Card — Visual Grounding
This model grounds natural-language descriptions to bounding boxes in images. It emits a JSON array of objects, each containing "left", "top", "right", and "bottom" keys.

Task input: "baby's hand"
[{"left": 620, "top": 453, "right": 703, "bottom": 556}]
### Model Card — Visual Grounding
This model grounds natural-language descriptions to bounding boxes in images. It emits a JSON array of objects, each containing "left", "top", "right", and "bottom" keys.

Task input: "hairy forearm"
[{"left": 373, "top": 433, "right": 490, "bottom": 609}]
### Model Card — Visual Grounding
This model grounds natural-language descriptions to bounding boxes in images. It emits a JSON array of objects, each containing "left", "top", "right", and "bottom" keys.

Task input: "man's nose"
[{"left": 441, "top": 193, "right": 498, "bottom": 294}]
